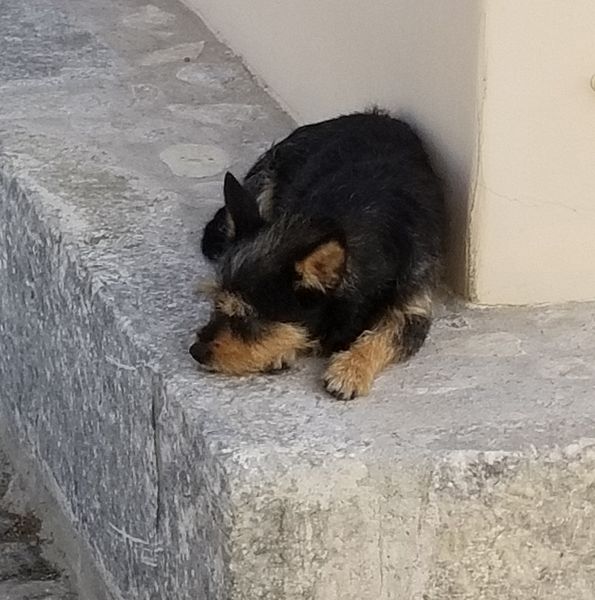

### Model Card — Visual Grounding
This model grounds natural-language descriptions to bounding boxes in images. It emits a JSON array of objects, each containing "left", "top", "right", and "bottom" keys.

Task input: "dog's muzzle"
[{"left": 189, "top": 340, "right": 212, "bottom": 365}]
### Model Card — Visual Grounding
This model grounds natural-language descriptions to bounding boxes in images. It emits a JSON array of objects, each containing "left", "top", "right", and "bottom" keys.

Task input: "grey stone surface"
[{"left": 0, "top": 0, "right": 595, "bottom": 598}]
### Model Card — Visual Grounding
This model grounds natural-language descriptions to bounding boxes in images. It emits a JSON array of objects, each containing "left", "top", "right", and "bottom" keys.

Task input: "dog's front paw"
[{"left": 323, "top": 351, "right": 374, "bottom": 400}]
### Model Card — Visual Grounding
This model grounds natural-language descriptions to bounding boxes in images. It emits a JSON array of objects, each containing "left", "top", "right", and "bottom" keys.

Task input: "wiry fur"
[{"left": 191, "top": 110, "right": 446, "bottom": 399}]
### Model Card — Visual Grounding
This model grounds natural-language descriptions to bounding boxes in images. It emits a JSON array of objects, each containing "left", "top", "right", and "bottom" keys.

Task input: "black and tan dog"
[{"left": 190, "top": 110, "right": 445, "bottom": 400}]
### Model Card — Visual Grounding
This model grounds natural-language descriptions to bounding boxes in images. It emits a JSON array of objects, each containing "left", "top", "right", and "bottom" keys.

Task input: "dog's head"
[{"left": 190, "top": 173, "right": 347, "bottom": 374}]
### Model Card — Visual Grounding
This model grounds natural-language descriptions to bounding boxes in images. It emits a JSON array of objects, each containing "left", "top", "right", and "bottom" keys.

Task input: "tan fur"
[
  {"left": 215, "top": 291, "right": 253, "bottom": 318},
  {"left": 295, "top": 240, "right": 346, "bottom": 292},
  {"left": 209, "top": 323, "right": 312, "bottom": 375},
  {"left": 324, "top": 289, "right": 434, "bottom": 398},
  {"left": 194, "top": 278, "right": 220, "bottom": 297},
  {"left": 324, "top": 309, "right": 403, "bottom": 399}
]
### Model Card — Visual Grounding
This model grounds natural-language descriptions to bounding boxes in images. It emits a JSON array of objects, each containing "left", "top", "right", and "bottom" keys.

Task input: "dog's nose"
[{"left": 189, "top": 341, "right": 212, "bottom": 364}]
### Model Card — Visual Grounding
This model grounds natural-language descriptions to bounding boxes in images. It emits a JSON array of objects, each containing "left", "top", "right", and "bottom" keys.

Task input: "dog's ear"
[
  {"left": 295, "top": 237, "right": 347, "bottom": 292},
  {"left": 224, "top": 172, "right": 263, "bottom": 237},
  {"left": 201, "top": 207, "right": 233, "bottom": 261}
]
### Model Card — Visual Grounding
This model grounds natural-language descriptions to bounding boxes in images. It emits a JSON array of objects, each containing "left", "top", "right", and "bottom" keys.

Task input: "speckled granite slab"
[{"left": 1, "top": 1, "right": 595, "bottom": 599}]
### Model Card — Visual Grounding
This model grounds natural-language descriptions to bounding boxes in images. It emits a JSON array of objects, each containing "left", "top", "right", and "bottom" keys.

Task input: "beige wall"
[
  {"left": 470, "top": 0, "right": 595, "bottom": 304},
  {"left": 183, "top": 0, "right": 595, "bottom": 304}
]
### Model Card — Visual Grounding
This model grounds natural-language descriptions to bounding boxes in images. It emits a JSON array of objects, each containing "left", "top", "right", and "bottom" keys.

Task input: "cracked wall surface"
[{"left": 468, "top": 0, "right": 595, "bottom": 304}]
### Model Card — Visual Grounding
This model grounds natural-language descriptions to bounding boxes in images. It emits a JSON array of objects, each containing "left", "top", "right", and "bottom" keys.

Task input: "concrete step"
[{"left": 1, "top": 0, "right": 595, "bottom": 599}]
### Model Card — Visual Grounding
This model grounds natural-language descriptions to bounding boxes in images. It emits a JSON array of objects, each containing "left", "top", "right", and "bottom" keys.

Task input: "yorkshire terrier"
[{"left": 190, "top": 110, "right": 445, "bottom": 400}]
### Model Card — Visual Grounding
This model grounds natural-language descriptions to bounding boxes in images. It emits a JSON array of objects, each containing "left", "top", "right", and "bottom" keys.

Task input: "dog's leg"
[
  {"left": 323, "top": 310, "right": 401, "bottom": 400},
  {"left": 400, "top": 289, "right": 433, "bottom": 359},
  {"left": 323, "top": 290, "right": 432, "bottom": 400}
]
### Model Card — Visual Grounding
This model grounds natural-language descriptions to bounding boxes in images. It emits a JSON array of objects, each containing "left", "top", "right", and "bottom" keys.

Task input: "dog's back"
[{"left": 246, "top": 110, "right": 445, "bottom": 302}]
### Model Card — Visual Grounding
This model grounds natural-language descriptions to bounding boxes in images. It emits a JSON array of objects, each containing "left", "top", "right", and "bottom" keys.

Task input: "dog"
[{"left": 190, "top": 110, "right": 446, "bottom": 400}]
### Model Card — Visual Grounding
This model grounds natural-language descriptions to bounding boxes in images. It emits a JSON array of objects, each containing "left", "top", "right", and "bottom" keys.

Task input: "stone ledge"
[{"left": 1, "top": 0, "right": 595, "bottom": 599}]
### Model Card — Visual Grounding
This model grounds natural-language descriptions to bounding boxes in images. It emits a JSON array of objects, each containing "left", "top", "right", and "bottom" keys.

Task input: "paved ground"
[{"left": 0, "top": 450, "right": 76, "bottom": 600}]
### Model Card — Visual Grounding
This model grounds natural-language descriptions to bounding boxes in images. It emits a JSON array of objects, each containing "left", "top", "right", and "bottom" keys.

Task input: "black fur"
[{"left": 195, "top": 110, "right": 445, "bottom": 388}]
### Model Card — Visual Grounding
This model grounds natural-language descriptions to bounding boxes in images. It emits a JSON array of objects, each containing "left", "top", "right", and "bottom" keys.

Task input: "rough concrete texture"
[{"left": 0, "top": 0, "right": 595, "bottom": 599}]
